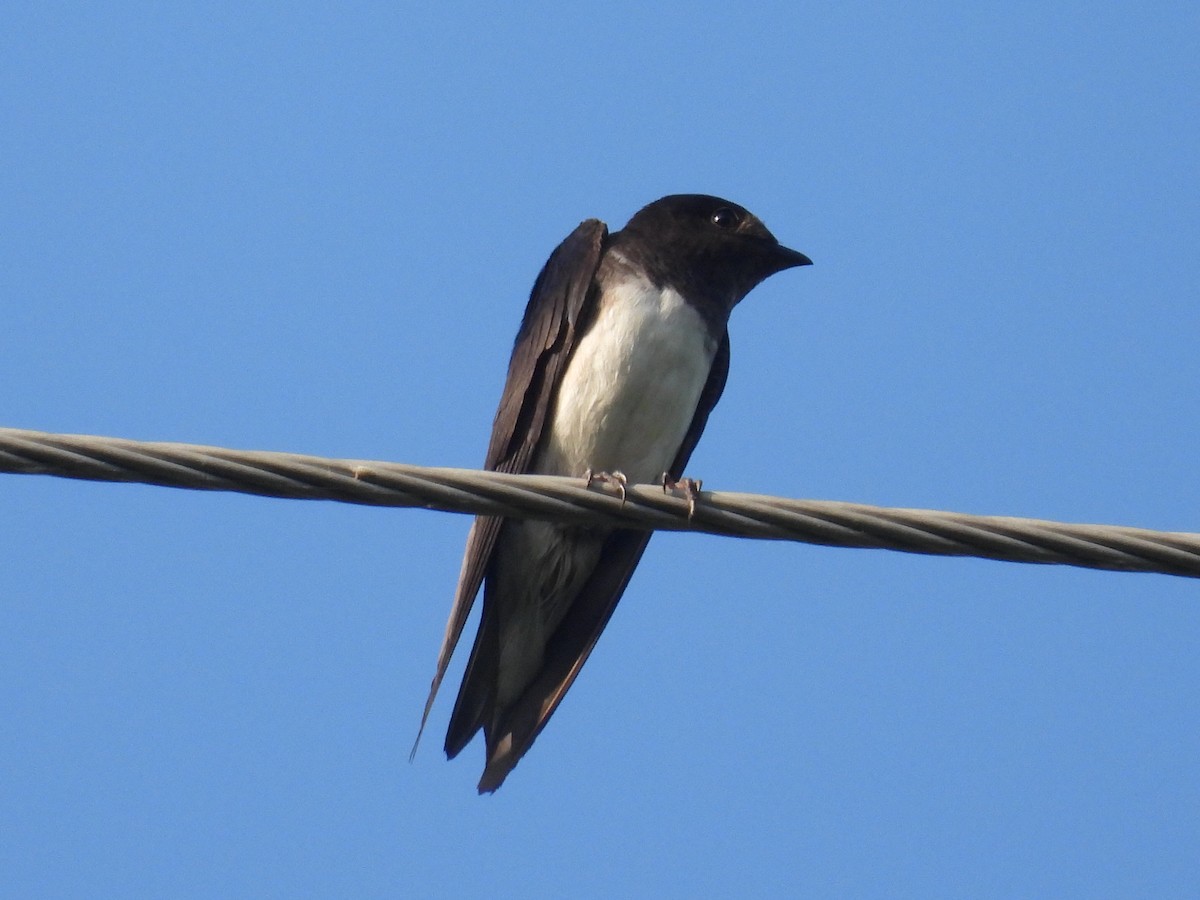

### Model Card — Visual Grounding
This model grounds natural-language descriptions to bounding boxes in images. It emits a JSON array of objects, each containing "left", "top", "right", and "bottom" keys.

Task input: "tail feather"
[
  {"left": 473, "top": 528, "right": 654, "bottom": 793},
  {"left": 444, "top": 597, "right": 499, "bottom": 759}
]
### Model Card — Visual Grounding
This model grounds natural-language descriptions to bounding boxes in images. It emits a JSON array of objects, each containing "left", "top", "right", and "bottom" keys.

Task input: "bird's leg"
[
  {"left": 661, "top": 473, "right": 703, "bottom": 519},
  {"left": 584, "top": 468, "right": 628, "bottom": 505}
]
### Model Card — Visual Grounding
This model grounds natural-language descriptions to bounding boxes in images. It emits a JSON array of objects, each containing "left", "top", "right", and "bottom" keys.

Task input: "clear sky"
[{"left": 3, "top": 4, "right": 1198, "bottom": 897}]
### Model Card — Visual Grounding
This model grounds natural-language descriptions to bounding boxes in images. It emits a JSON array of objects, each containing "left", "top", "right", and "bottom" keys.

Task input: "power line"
[{"left": 3, "top": 426, "right": 1198, "bottom": 578}]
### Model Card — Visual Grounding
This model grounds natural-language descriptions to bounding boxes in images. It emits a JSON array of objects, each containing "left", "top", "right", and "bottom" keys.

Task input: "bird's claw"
[
  {"left": 661, "top": 473, "right": 703, "bottom": 519},
  {"left": 584, "top": 468, "right": 628, "bottom": 505}
]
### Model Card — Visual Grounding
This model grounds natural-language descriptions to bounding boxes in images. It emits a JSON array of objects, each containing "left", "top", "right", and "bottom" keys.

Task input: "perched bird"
[{"left": 417, "top": 194, "right": 811, "bottom": 791}]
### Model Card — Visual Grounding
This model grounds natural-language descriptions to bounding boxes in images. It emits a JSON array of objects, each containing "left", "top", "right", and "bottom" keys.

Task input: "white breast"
[{"left": 536, "top": 272, "right": 718, "bottom": 485}]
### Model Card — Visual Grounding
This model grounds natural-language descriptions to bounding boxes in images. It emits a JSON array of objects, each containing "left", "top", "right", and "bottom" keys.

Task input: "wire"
[{"left": 3, "top": 426, "right": 1198, "bottom": 578}]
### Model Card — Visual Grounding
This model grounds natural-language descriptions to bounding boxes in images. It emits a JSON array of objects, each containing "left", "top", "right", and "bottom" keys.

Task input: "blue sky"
[{"left": 2, "top": 3, "right": 1198, "bottom": 897}]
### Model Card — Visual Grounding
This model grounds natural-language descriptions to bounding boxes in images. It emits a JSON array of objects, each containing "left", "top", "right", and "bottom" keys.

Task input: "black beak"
[{"left": 775, "top": 244, "right": 813, "bottom": 269}]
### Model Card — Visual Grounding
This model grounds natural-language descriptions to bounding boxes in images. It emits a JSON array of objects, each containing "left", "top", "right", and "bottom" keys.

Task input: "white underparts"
[
  {"left": 538, "top": 273, "right": 717, "bottom": 484},
  {"left": 492, "top": 272, "right": 718, "bottom": 706}
]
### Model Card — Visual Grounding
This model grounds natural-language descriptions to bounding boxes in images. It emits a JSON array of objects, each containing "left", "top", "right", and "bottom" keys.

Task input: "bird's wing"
[
  {"left": 411, "top": 218, "right": 608, "bottom": 757},
  {"left": 476, "top": 334, "right": 732, "bottom": 791}
]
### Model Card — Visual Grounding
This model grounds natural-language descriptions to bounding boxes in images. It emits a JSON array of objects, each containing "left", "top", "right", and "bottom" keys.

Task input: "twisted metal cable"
[{"left": 2, "top": 426, "right": 1198, "bottom": 578}]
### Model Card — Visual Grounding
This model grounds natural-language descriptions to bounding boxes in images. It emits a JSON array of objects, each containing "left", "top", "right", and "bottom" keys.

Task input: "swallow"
[{"left": 417, "top": 194, "right": 810, "bottom": 791}]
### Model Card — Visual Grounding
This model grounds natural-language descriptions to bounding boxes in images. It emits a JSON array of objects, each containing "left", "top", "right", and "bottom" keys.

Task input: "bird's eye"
[{"left": 710, "top": 207, "right": 739, "bottom": 229}]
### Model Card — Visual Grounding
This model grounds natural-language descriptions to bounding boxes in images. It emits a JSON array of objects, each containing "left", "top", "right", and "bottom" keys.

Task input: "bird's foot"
[
  {"left": 661, "top": 473, "right": 703, "bottom": 519},
  {"left": 584, "top": 468, "right": 628, "bottom": 505}
]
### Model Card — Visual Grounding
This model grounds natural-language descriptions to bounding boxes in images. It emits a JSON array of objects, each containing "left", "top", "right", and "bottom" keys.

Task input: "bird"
[{"left": 415, "top": 194, "right": 811, "bottom": 792}]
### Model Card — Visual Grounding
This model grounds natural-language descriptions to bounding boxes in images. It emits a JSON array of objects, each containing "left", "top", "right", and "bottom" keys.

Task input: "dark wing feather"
[
  {"left": 476, "top": 334, "right": 732, "bottom": 791},
  {"left": 411, "top": 219, "right": 608, "bottom": 757},
  {"left": 666, "top": 333, "right": 730, "bottom": 484}
]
